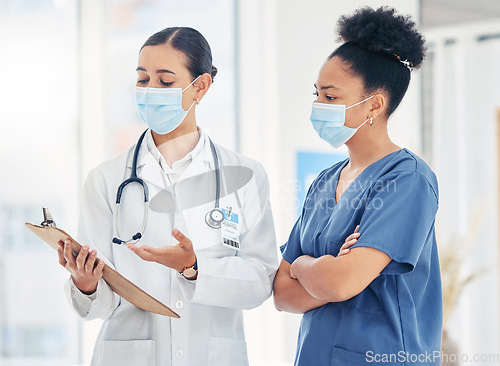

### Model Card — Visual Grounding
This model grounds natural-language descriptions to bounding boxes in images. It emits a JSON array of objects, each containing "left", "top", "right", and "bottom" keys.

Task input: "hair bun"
[
  {"left": 337, "top": 6, "right": 425, "bottom": 69},
  {"left": 211, "top": 65, "right": 218, "bottom": 82}
]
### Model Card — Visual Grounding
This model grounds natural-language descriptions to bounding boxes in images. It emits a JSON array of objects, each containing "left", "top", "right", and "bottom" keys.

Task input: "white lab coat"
[{"left": 64, "top": 130, "right": 278, "bottom": 366}]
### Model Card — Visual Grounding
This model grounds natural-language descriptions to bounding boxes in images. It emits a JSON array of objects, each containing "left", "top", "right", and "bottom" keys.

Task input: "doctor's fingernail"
[{"left": 172, "top": 228, "right": 179, "bottom": 235}]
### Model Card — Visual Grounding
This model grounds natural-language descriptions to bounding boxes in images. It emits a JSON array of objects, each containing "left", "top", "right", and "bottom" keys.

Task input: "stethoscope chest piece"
[{"left": 205, "top": 208, "right": 224, "bottom": 229}]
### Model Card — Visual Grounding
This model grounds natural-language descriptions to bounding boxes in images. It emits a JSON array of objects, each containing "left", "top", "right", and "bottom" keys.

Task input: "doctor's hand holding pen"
[
  {"left": 126, "top": 228, "right": 197, "bottom": 274},
  {"left": 57, "top": 239, "right": 104, "bottom": 295}
]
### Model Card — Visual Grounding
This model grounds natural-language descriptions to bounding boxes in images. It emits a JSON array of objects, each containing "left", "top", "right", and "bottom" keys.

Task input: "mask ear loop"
[
  {"left": 185, "top": 100, "right": 196, "bottom": 113},
  {"left": 181, "top": 75, "right": 202, "bottom": 112},
  {"left": 345, "top": 95, "right": 375, "bottom": 110},
  {"left": 182, "top": 75, "right": 202, "bottom": 92},
  {"left": 355, "top": 117, "right": 371, "bottom": 130},
  {"left": 346, "top": 95, "right": 375, "bottom": 130}
]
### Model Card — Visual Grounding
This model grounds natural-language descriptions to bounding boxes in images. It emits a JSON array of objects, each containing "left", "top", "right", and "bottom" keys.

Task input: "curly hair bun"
[{"left": 337, "top": 6, "right": 425, "bottom": 69}]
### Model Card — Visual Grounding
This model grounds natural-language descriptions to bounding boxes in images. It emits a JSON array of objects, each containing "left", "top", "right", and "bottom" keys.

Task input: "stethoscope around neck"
[{"left": 112, "top": 129, "right": 224, "bottom": 245}]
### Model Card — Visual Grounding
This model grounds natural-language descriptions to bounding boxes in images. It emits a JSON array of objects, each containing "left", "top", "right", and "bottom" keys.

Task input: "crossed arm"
[{"left": 273, "top": 229, "right": 392, "bottom": 314}]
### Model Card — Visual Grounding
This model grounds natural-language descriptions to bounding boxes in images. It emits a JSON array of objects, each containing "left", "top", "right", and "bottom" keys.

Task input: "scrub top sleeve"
[
  {"left": 280, "top": 168, "right": 330, "bottom": 264},
  {"left": 352, "top": 172, "right": 438, "bottom": 275},
  {"left": 280, "top": 217, "right": 304, "bottom": 264}
]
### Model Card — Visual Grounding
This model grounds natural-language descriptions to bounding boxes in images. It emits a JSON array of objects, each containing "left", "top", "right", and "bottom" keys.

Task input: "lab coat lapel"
[
  {"left": 138, "top": 152, "right": 168, "bottom": 191},
  {"left": 124, "top": 131, "right": 167, "bottom": 192},
  {"left": 174, "top": 142, "right": 215, "bottom": 246},
  {"left": 174, "top": 135, "right": 215, "bottom": 212}
]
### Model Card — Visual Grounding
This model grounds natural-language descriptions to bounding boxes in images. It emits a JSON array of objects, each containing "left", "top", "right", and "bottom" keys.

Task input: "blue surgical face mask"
[
  {"left": 135, "top": 75, "right": 200, "bottom": 135},
  {"left": 310, "top": 95, "right": 375, "bottom": 148}
]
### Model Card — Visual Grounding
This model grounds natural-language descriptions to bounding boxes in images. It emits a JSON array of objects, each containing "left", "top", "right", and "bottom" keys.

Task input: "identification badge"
[{"left": 221, "top": 207, "right": 240, "bottom": 250}]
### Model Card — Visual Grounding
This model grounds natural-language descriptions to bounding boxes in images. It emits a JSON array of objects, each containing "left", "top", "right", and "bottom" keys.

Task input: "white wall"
[
  {"left": 425, "top": 20, "right": 500, "bottom": 360},
  {"left": 237, "top": 1, "right": 421, "bottom": 364},
  {"left": 0, "top": 3, "right": 81, "bottom": 365}
]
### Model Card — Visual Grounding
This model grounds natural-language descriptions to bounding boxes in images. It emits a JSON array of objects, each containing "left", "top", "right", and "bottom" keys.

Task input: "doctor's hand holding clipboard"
[
  {"left": 57, "top": 239, "right": 105, "bottom": 295},
  {"left": 57, "top": 26, "right": 278, "bottom": 366}
]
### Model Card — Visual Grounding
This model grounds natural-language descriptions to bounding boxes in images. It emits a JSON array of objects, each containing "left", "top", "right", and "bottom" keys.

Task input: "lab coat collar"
[
  {"left": 145, "top": 129, "right": 206, "bottom": 172},
  {"left": 126, "top": 128, "right": 215, "bottom": 170},
  {"left": 125, "top": 128, "right": 216, "bottom": 190}
]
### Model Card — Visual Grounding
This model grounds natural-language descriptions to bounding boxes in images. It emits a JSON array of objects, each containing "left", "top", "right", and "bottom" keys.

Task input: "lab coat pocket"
[
  {"left": 207, "top": 336, "right": 248, "bottom": 366},
  {"left": 100, "top": 339, "right": 155, "bottom": 366}
]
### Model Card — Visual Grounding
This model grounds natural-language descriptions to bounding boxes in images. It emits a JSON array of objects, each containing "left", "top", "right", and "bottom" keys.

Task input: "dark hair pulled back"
[
  {"left": 331, "top": 6, "right": 426, "bottom": 116},
  {"left": 141, "top": 27, "right": 218, "bottom": 82}
]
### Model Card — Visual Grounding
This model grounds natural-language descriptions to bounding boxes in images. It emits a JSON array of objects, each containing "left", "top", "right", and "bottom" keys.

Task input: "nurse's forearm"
[
  {"left": 273, "top": 259, "right": 327, "bottom": 314},
  {"left": 291, "top": 255, "right": 349, "bottom": 302},
  {"left": 292, "top": 248, "right": 391, "bottom": 302}
]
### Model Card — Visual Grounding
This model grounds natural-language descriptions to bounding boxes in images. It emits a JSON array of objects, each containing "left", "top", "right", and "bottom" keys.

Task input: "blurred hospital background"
[{"left": 0, "top": 0, "right": 499, "bottom": 365}]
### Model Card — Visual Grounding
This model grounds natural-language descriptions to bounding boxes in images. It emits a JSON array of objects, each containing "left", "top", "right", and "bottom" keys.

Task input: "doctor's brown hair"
[
  {"left": 141, "top": 27, "right": 218, "bottom": 82},
  {"left": 330, "top": 6, "right": 426, "bottom": 116}
]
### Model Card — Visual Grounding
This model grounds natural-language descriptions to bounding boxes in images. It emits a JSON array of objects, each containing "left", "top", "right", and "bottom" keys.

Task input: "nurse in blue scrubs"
[{"left": 273, "top": 6, "right": 442, "bottom": 366}]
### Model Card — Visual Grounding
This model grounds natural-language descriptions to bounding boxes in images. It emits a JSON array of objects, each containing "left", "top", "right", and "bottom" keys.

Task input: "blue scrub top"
[{"left": 281, "top": 148, "right": 442, "bottom": 366}]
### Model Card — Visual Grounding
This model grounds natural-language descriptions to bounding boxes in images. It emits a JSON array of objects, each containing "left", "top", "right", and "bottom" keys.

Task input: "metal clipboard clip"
[{"left": 40, "top": 207, "right": 57, "bottom": 228}]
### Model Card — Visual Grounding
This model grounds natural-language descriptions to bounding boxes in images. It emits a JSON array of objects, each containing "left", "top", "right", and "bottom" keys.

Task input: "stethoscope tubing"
[{"left": 113, "top": 129, "right": 222, "bottom": 245}]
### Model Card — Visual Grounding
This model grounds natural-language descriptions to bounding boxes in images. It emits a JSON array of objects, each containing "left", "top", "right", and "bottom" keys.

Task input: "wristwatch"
[{"left": 181, "top": 260, "right": 198, "bottom": 280}]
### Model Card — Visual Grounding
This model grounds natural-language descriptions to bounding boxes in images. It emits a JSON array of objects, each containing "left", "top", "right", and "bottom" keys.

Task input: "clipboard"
[{"left": 25, "top": 223, "right": 180, "bottom": 319}]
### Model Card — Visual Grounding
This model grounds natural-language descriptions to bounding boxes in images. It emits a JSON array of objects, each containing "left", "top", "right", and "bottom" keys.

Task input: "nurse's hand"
[
  {"left": 127, "top": 228, "right": 196, "bottom": 273},
  {"left": 57, "top": 239, "right": 104, "bottom": 295},
  {"left": 337, "top": 225, "right": 360, "bottom": 257}
]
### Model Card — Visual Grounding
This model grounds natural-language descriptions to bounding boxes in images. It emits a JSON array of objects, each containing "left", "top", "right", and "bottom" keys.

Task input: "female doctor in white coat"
[{"left": 56, "top": 27, "right": 278, "bottom": 366}]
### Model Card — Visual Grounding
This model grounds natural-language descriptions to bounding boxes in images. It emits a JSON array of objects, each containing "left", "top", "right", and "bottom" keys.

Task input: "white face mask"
[
  {"left": 135, "top": 75, "right": 200, "bottom": 134},
  {"left": 310, "top": 95, "right": 374, "bottom": 148}
]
